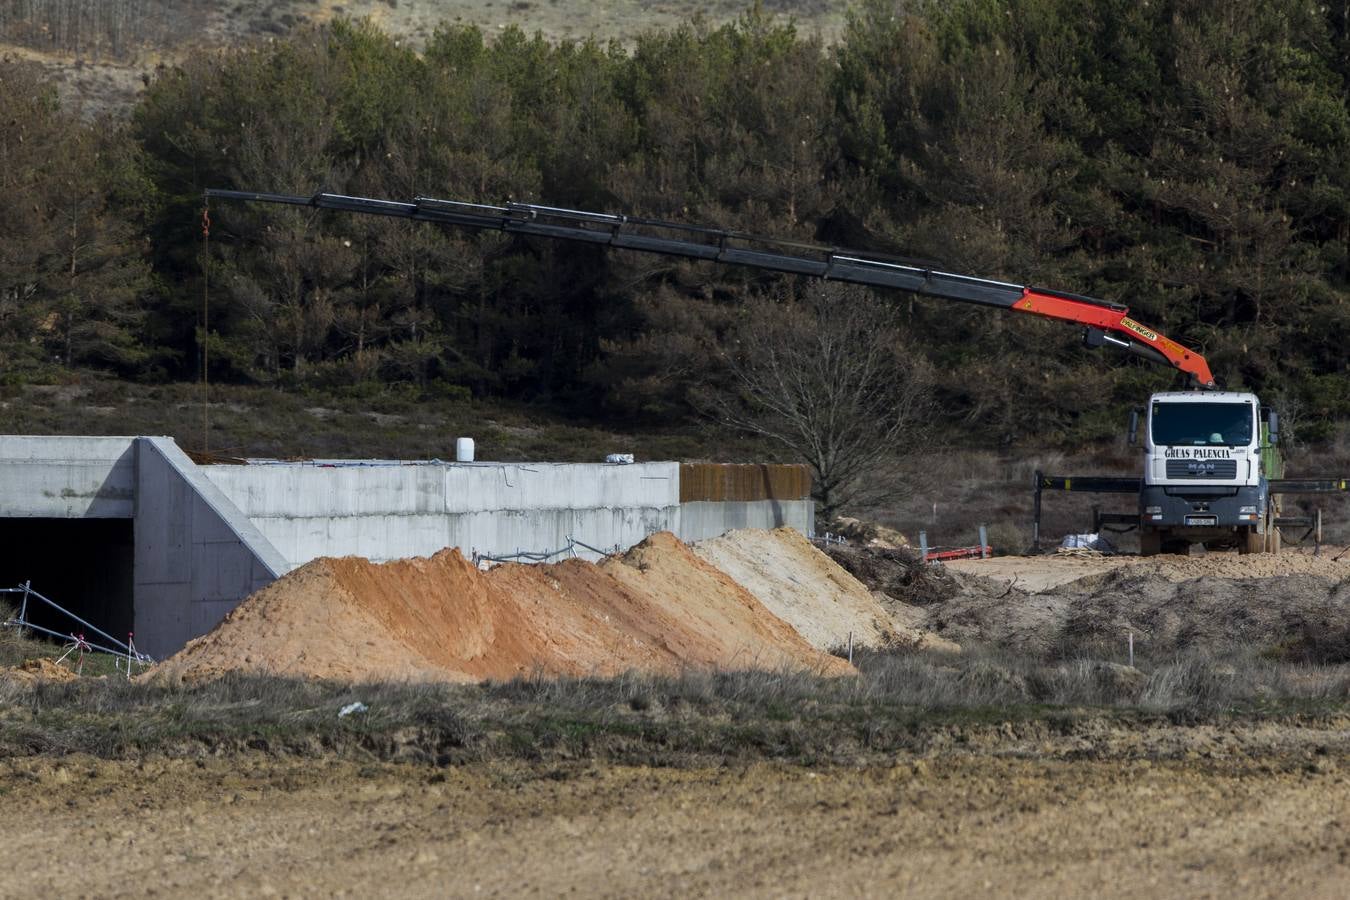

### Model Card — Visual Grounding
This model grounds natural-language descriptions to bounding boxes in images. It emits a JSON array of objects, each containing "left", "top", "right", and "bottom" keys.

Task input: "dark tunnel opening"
[{"left": 0, "top": 518, "right": 134, "bottom": 647}]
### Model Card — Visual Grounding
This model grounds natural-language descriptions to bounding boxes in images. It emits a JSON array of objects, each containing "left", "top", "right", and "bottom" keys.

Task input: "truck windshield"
[{"left": 1151, "top": 402, "right": 1253, "bottom": 446}]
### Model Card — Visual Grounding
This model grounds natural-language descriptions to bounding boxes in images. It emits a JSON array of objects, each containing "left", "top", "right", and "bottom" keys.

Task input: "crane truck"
[{"left": 204, "top": 189, "right": 1340, "bottom": 555}]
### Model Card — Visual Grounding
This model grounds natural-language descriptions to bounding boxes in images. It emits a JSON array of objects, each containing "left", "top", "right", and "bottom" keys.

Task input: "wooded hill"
[{"left": 3, "top": 0, "right": 1349, "bottom": 449}]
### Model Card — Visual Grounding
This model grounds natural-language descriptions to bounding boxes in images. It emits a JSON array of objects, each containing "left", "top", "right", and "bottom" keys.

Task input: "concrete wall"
[
  {"left": 203, "top": 461, "right": 682, "bottom": 564},
  {"left": 0, "top": 436, "right": 136, "bottom": 518},
  {"left": 204, "top": 460, "right": 814, "bottom": 566},
  {"left": 133, "top": 438, "right": 288, "bottom": 658},
  {"left": 677, "top": 499, "right": 815, "bottom": 543}
]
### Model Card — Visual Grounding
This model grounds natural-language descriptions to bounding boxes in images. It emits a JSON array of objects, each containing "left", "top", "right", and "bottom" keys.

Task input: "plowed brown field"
[{"left": 3, "top": 741, "right": 1348, "bottom": 899}]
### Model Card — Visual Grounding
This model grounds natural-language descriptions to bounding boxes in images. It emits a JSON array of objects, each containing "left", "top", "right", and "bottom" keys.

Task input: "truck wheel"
[{"left": 1139, "top": 528, "right": 1162, "bottom": 556}]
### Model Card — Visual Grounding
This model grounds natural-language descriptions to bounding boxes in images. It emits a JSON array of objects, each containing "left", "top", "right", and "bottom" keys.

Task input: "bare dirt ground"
[
  {"left": 948, "top": 552, "right": 1128, "bottom": 591},
  {"left": 2, "top": 744, "right": 1348, "bottom": 899},
  {"left": 903, "top": 548, "right": 1350, "bottom": 661},
  {"left": 947, "top": 547, "right": 1350, "bottom": 591}
]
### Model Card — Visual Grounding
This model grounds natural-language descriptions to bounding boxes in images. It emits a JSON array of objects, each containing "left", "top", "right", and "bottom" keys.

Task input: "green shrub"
[{"left": 986, "top": 520, "right": 1027, "bottom": 556}]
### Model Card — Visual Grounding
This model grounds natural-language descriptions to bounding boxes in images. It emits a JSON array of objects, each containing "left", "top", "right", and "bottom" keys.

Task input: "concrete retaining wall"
[
  {"left": 203, "top": 461, "right": 682, "bottom": 563},
  {"left": 133, "top": 438, "right": 288, "bottom": 658},
  {"left": 677, "top": 499, "right": 815, "bottom": 543}
]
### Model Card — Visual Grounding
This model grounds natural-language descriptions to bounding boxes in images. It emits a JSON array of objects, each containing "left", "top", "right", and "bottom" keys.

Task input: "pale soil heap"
[
  {"left": 0, "top": 658, "right": 79, "bottom": 683},
  {"left": 151, "top": 532, "right": 852, "bottom": 684},
  {"left": 693, "top": 527, "right": 952, "bottom": 652}
]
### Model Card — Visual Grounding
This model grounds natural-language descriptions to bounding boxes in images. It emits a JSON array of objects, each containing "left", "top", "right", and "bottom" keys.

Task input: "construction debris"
[{"left": 825, "top": 517, "right": 910, "bottom": 549}]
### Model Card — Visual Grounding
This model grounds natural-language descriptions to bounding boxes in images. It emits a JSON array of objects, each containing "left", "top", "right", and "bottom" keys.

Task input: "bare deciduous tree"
[{"left": 706, "top": 283, "right": 932, "bottom": 519}]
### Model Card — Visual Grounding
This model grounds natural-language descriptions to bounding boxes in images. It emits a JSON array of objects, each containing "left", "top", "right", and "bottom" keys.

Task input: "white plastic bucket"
[{"left": 456, "top": 437, "right": 475, "bottom": 462}]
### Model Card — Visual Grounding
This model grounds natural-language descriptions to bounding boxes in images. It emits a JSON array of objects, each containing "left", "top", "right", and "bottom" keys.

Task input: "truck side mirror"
[
  {"left": 1127, "top": 409, "right": 1139, "bottom": 446},
  {"left": 1268, "top": 411, "right": 1279, "bottom": 445}
]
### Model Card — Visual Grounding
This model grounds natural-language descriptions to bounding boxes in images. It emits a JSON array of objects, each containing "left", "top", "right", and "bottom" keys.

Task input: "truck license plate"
[{"left": 1184, "top": 516, "right": 1217, "bottom": 526}]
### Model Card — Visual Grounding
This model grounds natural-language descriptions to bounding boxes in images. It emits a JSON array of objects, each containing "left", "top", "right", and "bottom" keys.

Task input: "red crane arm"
[{"left": 1016, "top": 289, "right": 1216, "bottom": 389}]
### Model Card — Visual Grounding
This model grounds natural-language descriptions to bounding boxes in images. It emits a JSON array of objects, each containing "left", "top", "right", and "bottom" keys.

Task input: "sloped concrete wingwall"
[
  {"left": 203, "top": 461, "right": 683, "bottom": 564},
  {"left": 133, "top": 438, "right": 289, "bottom": 658}
]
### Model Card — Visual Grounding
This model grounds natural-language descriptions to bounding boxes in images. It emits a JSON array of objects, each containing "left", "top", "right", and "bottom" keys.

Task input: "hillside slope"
[{"left": 1, "top": 0, "right": 847, "bottom": 113}]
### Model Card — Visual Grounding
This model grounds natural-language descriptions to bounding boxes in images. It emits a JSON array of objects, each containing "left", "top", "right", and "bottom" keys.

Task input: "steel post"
[{"left": 1032, "top": 471, "right": 1043, "bottom": 551}]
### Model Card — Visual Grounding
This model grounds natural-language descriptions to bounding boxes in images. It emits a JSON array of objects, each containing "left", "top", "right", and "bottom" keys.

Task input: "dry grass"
[
  {"left": 1, "top": 641, "right": 1346, "bottom": 764},
  {"left": 0, "top": 377, "right": 768, "bottom": 463}
]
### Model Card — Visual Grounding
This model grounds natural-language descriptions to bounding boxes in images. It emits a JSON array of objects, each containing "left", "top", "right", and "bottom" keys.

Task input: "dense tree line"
[{"left": 4, "top": 0, "right": 1350, "bottom": 447}]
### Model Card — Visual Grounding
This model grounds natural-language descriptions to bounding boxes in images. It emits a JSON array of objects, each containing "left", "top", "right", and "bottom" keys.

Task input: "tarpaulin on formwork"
[{"left": 678, "top": 463, "right": 812, "bottom": 503}]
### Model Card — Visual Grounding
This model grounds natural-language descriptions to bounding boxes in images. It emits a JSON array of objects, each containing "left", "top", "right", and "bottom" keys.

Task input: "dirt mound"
[
  {"left": 947, "top": 554, "right": 1122, "bottom": 591},
  {"left": 694, "top": 528, "right": 950, "bottom": 651},
  {"left": 915, "top": 578, "right": 1064, "bottom": 657},
  {"left": 152, "top": 532, "right": 852, "bottom": 684},
  {"left": 1054, "top": 570, "right": 1350, "bottom": 660},
  {"left": 1, "top": 658, "right": 79, "bottom": 682},
  {"left": 598, "top": 534, "right": 858, "bottom": 670},
  {"left": 920, "top": 562, "right": 1350, "bottom": 660}
]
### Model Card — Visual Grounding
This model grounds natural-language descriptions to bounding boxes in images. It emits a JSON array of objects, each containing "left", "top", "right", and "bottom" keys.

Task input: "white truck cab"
[{"left": 1135, "top": 391, "right": 1279, "bottom": 554}]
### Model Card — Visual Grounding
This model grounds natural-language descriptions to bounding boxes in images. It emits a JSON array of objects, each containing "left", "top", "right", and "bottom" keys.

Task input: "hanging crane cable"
[{"left": 200, "top": 194, "right": 211, "bottom": 453}]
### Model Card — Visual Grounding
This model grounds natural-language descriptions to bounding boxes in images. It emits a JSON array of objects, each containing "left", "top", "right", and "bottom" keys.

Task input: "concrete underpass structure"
[{"left": 0, "top": 436, "right": 813, "bottom": 658}]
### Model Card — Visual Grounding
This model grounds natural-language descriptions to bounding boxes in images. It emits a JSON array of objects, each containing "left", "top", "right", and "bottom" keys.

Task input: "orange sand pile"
[{"left": 152, "top": 532, "right": 853, "bottom": 683}]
